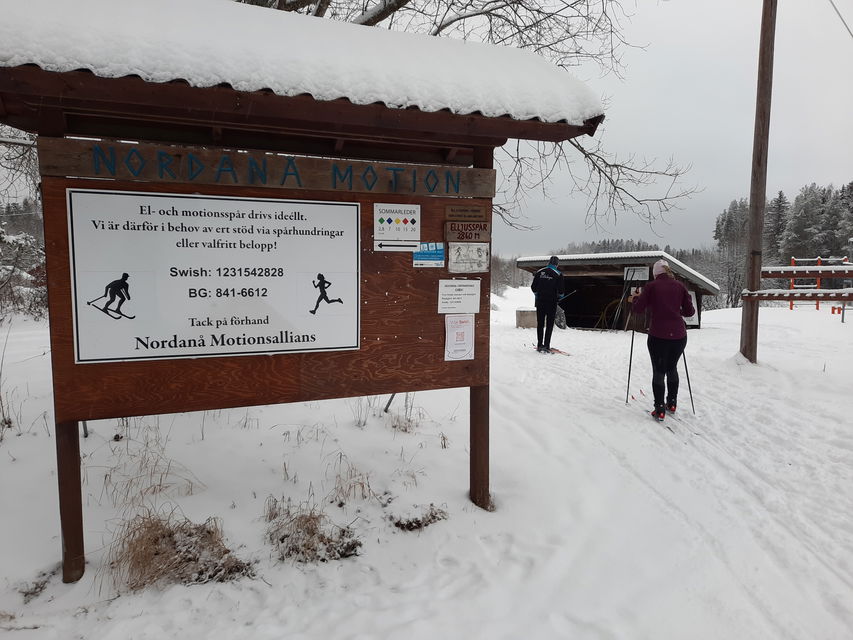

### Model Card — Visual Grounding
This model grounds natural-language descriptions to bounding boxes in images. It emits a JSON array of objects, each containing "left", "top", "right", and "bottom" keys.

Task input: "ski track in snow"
[
  {"left": 489, "top": 297, "right": 853, "bottom": 639},
  {"left": 1, "top": 299, "right": 852, "bottom": 639}
]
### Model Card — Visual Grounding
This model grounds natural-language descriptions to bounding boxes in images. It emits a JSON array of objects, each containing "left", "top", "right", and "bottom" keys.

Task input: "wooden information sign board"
[{"left": 38, "top": 136, "right": 497, "bottom": 583}]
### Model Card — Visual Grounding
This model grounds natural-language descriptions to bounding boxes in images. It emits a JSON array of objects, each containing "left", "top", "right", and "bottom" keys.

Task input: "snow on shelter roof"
[
  {"left": 0, "top": 0, "right": 603, "bottom": 127},
  {"left": 517, "top": 251, "right": 721, "bottom": 296}
]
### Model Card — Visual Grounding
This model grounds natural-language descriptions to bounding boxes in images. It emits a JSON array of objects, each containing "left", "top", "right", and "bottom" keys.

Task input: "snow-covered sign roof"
[
  {"left": 0, "top": 0, "right": 603, "bottom": 127},
  {"left": 517, "top": 251, "right": 721, "bottom": 296}
]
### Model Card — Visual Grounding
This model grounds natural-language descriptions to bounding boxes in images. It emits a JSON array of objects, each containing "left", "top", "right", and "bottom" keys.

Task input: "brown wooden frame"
[{"left": 44, "top": 177, "right": 491, "bottom": 422}]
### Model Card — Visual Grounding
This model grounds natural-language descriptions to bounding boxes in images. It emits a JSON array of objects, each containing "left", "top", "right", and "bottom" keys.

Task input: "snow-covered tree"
[
  {"left": 780, "top": 184, "right": 823, "bottom": 261},
  {"left": 0, "top": 125, "right": 39, "bottom": 205},
  {"left": 713, "top": 198, "right": 748, "bottom": 307},
  {"left": 235, "top": 0, "right": 695, "bottom": 228},
  {"left": 762, "top": 190, "right": 789, "bottom": 265}
]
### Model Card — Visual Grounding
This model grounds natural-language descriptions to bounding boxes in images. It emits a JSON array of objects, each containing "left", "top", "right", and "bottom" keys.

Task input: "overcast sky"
[{"left": 493, "top": 0, "right": 853, "bottom": 257}]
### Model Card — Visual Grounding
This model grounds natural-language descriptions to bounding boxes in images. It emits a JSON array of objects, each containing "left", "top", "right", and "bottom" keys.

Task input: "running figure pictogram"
[{"left": 309, "top": 273, "right": 342, "bottom": 314}]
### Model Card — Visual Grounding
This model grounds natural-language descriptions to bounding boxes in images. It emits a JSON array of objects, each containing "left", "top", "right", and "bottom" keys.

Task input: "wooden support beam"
[
  {"left": 470, "top": 385, "right": 492, "bottom": 510},
  {"left": 558, "top": 269, "right": 624, "bottom": 278},
  {"left": 469, "top": 145, "right": 493, "bottom": 512},
  {"left": 740, "top": 0, "right": 778, "bottom": 363},
  {"left": 56, "top": 421, "right": 85, "bottom": 583},
  {"left": 742, "top": 289, "right": 853, "bottom": 301},
  {"left": 761, "top": 266, "right": 853, "bottom": 279}
]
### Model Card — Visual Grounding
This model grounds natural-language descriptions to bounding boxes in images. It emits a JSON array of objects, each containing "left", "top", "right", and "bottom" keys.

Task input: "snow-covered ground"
[{"left": 1, "top": 289, "right": 852, "bottom": 639}]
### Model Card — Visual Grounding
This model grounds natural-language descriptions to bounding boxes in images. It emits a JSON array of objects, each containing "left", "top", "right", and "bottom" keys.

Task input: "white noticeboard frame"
[
  {"left": 447, "top": 242, "right": 490, "bottom": 273},
  {"left": 444, "top": 314, "right": 475, "bottom": 361},
  {"left": 624, "top": 266, "right": 649, "bottom": 282},
  {"left": 67, "top": 189, "right": 360, "bottom": 363},
  {"left": 684, "top": 291, "right": 699, "bottom": 327},
  {"left": 437, "top": 279, "right": 481, "bottom": 314}
]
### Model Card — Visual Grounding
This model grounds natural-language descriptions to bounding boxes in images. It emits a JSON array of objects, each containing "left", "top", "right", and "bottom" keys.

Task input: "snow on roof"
[
  {"left": 0, "top": 0, "right": 603, "bottom": 126},
  {"left": 517, "top": 251, "right": 721, "bottom": 295}
]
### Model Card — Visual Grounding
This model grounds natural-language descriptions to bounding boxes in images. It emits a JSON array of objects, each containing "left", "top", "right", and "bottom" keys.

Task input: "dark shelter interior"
[{"left": 517, "top": 252, "right": 720, "bottom": 331}]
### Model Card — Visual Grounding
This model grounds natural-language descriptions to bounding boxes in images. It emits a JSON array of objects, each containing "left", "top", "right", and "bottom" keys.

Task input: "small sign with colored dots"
[{"left": 373, "top": 203, "right": 421, "bottom": 251}]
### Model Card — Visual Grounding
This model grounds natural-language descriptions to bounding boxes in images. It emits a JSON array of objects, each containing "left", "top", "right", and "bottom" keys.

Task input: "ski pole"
[
  {"left": 87, "top": 294, "right": 106, "bottom": 305},
  {"left": 612, "top": 280, "right": 632, "bottom": 329},
  {"left": 383, "top": 393, "right": 396, "bottom": 413},
  {"left": 625, "top": 330, "right": 635, "bottom": 404},
  {"left": 625, "top": 309, "right": 635, "bottom": 405},
  {"left": 682, "top": 351, "right": 695, "bottom": 414}
]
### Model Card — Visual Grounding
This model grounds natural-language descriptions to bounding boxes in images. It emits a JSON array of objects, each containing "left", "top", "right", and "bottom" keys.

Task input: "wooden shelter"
[
  {"left": 0, "top": 0, "right": 603, "bottom": 582},
  {"left": 517, "top": 251, "right": 719, "bottom": 330}
]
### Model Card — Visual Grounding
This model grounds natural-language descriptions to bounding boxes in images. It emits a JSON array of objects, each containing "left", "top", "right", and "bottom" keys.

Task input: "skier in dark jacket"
[
  {"left": 531, "top": 256, "right": 565, "bottom": 353},
  {"left": 629, "top": 259, "right": 695, "bottom": 421}
]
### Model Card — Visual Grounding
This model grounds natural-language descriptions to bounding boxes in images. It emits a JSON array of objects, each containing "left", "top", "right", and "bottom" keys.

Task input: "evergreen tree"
[
  {"left": 837, "top": 183, "right": 853, "bottom": 259},
  {"left": 713, "top": 199, "right": 748, "bottom": 307},
  {"left": 763, "top": 190, "right": 789, "bottom": 264},
  {"left": 780, "top": 184, "right": 822, "bottom": 261}
]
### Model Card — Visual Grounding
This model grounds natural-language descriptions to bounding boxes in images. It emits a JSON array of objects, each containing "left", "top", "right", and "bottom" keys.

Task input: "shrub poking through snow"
[
  {"left": 265, "top": 496, "right": 361, "bottom": 562},
  {"left": 99, "top": 418, "right": 203, "bottom": 508},
  {"left": 390, "top": 504, "right": 448, "bottom": 531},
  {"left": 387, "top": 392, "right": 423, "bottom": 433},
  {"left": 326, "top": 453, "right": 376, "bottom": 507},
  {"left": 108, "top": 511, "right": 253, "bottom": 591}
]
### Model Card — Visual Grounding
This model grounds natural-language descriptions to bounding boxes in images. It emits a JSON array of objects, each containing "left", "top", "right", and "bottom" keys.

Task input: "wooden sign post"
[{"left": 39, "top": 138, "right": 496, "bottom": 581}]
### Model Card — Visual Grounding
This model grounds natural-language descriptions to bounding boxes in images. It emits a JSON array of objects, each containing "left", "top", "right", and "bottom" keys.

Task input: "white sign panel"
[
  {"left": 624, "top": 266, "right": 649, "bottom": 282},
  {"left": 444, "top": 314, "right": 475, "bottom": 361},
  {"left": 685, "top": 290, "right": 699, "bottom": 327},
  {"left": 373, "top": 203, "right": 420, "bottom": 251},
  {"left": 437, "top": 279, "right": 481, "bottom": 314},
  {"left": 67, "top": 189, "right": 360, "bottom": 363},
  {"left": 448, "top": 242, "right": 490, "bottom": 273},
  {"left": 413, "top": 242, "right": 445, "bottom": 268}
]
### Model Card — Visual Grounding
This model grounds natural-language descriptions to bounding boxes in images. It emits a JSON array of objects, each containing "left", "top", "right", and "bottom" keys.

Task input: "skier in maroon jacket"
[{"left": 629, "top": 259, "right": 695, "bottom": 421}]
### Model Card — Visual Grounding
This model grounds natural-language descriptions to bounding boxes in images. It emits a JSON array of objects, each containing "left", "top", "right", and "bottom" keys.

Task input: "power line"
[{"left": 827, "top": 0, "right": 853, "bottom": 41}]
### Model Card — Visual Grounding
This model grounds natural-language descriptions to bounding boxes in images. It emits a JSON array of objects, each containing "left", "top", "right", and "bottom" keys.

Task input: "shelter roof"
[
  {"left": 0, "top": 0, "right": 604, "bottom": 162},
  {"left": 517, "top": 251, "right": 721, "bottom": 296}
]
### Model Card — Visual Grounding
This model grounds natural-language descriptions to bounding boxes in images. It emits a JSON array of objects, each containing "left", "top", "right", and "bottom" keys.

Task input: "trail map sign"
[{"left": 67, "top": 189, "right": 360, "bottom": 362}]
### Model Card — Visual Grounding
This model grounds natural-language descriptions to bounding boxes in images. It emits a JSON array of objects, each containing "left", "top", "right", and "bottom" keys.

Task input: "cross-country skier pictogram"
[
  {"left": 87, "top": 272, "right": 136, "bottom": 319},
  {"left": 309, "top": 273, "right": 342, "bottom": 315}
]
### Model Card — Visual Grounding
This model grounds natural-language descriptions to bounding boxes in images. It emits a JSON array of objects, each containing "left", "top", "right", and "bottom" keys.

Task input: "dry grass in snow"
[
  {"left": 264, "top": 496, "right": 362, "bottom": 563},
  {"left": 107, "top": 510, "right": 253, "bottom": 591}
]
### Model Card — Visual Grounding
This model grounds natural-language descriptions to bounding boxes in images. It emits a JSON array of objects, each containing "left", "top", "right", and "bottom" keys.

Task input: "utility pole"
[{"left": 740, "top": 0, "right": 778, "bottom": 363}]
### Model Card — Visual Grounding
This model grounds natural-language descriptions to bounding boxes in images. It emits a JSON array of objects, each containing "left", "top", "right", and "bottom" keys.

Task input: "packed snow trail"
[{"left": 1, "top": 297, "right": 852, "bottom": 639}]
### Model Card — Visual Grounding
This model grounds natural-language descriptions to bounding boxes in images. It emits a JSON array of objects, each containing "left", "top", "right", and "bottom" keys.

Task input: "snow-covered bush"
[{"left": 108, "top": 511, "right": 253, "bottom": 591}]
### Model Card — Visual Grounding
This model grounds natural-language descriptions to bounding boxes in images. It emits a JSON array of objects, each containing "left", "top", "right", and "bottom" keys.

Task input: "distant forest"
[
  {"left": 2, "top": 182, "right": 852, "bottom": 318},
  {"left": 492, "top": 181, "right": 853, "bottom": 309}
]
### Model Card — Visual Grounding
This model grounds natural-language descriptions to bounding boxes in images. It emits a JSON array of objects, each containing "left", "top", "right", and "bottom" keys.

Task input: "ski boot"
[
  {"left": 651, "top": 404, "right": 666, "bottom": 422},
  {"left": 666, "top": 399, "right": 677, "bottom": 414}
]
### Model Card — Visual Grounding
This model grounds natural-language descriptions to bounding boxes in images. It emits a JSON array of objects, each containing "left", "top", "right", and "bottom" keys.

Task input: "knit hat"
[
  {"left": 652, "top": 259, "right": 669, "bottom": 277},
  {"left": 548, "top": 256, "right": 559, "bottom": 266}
]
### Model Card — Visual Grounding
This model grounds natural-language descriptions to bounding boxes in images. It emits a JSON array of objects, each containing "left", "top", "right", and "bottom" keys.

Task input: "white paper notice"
[
  {"left": 448, "top": 242, "right": 490, "bottom": 273},
  {"left": 67, "top": 189, "right": 360, "bottom": 363},
  {"left": 437, "top": 279, "right": 481, "bottom": 314},
  {"left": 444, "top": 314, "right": 474, "bottom": 361},
  {"left": 685, "top": 291, "right": 699, "bottom": 327}
]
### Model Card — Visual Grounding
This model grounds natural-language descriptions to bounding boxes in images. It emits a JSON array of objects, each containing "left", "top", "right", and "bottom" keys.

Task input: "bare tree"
[
  {"left": 0, "top": 126, "right": 39, "bottom": 205},
  {"left": 0, "top": 2, "right": 695, "bottom": 226},
  {"left": 238, "top": 0, "right": 695, "bottom": 227}
]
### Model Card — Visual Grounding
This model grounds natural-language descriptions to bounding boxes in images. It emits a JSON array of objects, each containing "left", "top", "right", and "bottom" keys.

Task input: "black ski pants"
[
  {"left": 536, "top": 302, "right": 557, "bottom": 350},
  {"left": 647, "top": 335, "right": 687, "bottom": 407}
]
